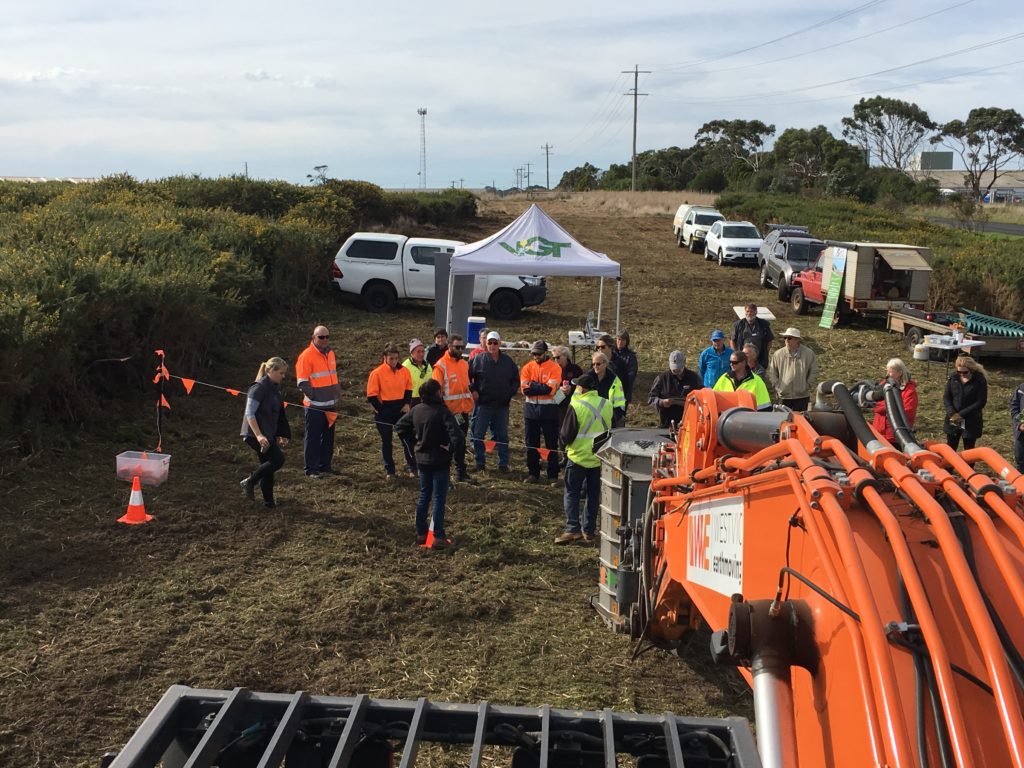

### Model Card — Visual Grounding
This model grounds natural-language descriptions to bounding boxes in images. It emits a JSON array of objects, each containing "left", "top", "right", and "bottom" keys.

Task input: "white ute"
[{"left": 330, "top": 232, "right": 547, "bottom": 320}]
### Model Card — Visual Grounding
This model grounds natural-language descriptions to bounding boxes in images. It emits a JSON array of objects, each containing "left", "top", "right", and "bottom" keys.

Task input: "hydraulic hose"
[
  {"left": 884, "top": 384, "right": 922, "bottom": 454},
  {"left": 823, "top": 380, "right": 880, "bottom": 451}
]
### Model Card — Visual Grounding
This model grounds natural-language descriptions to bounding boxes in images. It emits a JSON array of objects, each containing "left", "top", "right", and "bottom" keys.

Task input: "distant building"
[
  {"left": 907, "top": 168, "right": 1024, "bottom": 202},
  {"left": 909, "top": 152, "right": 953, "bottom": 171}
]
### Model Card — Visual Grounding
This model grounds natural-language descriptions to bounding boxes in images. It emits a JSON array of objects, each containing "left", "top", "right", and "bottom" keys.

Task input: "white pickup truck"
[{"left": 329, "top": 233, "right": 547, "bottom": 319}]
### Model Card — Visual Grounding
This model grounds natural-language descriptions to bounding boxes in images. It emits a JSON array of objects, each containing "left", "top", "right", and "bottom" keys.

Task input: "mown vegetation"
[{"left": 0, "top": 176, "right": 475, "bottom": 447}]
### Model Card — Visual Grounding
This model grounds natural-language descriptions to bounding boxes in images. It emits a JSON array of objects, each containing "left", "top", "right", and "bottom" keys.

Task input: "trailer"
[{"left": 888, "top": 306, "right": 1024, "bottom": 358}]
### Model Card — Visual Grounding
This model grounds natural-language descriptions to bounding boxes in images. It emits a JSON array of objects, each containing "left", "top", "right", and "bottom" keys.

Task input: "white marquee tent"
[{"left": 445, "top": 203, "right": 622, "bottom": 332}]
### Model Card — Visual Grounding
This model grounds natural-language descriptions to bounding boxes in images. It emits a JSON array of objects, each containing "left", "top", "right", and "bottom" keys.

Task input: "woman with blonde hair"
[
  {"left": 871, "top": 358, "right": 918, "bottom": 442},
  {"left": 240, "top": 356, "right": 291, "bottom": 508},
  {"left": 943, "top": 355, "right": 988, "bottom": 450}
]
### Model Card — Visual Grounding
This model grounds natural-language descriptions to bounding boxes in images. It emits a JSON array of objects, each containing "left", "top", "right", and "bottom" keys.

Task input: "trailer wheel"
[
  {"left": 791, "top": 287, "right": 808, "bottom": 315},
  {"left": 905, "top": 326, "right": 924, "bottom": 350}
]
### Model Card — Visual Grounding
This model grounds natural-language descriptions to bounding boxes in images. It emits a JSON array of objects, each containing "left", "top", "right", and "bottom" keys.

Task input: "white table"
[{"left": 921, "top": 337, "right": 986, "bottom": 376}]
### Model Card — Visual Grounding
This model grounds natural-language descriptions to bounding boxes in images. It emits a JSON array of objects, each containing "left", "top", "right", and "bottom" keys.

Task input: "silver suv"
[{"left": 756, "top": 225, "right": 825, "bottom": 300}]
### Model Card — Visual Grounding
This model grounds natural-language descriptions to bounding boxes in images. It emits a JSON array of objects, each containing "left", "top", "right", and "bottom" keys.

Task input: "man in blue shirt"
[{"left": 699, "top": 330, "right": 732, "bottom": 389}]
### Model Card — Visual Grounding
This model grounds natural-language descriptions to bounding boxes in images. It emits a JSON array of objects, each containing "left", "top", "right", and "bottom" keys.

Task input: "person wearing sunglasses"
[
  {"left": 521, "top": 340, "right": 564, "bottom": 484},
  {"left": 589, "top": 351, "right": 627, "bottom": 427},
  {"left": 468, "top": 331, "right": 519, "bottom": 472},
  {"left": 551, "top": 345, "right": 583, "bottom": 424},
  {"left": 712, "top": 351, "right": 771, "bottom": 411},
  {"left": 295, "top": 325, "right": 341, "bottom": 477},
  {"left": 943, "top": 355, "right": 988, "bottom": 450},
  {"left": 431, "top": 334, "right": 473, "bottom": 482}
]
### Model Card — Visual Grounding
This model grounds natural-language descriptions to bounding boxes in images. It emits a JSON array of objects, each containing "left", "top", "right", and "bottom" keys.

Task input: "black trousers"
[
  {"left": 781, "top": 397, "right": 810, "bottom": 411},
  {"left": 375, "top": 406, "right": 415, "bottom": 475},
  {"left": 945, "top": 432, "right": 977, "bottom": 451},
  {"left": 244, "top": 436, "right": 285, "bottom": 503},
  {"left": 525, "top": 417, "right": 560, "bottom": 479}
]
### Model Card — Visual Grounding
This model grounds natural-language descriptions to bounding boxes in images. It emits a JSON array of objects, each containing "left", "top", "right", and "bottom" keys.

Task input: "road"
[{"left": 929, "top": 216, "right": 1024, "bottom": 237}]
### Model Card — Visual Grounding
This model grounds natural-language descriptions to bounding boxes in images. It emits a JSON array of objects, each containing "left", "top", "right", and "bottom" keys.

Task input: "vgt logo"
[{"left": 499, "top": 236, "right": 571, "bottom": 258}]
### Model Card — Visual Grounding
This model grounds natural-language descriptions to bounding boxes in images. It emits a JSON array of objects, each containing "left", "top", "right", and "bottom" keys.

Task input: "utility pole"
[
  {"left": 524, "top": 163, "right": 532, "bottom": 189},
  {"left": 622, "top": 65, "right": 650, "bottom": 192},
  {"left": 417, "top": 108, "right": 427, "bottom": 189},
  {"left": 243, "top": 161, "right": 248, "bottom": 179},
  {"left": 541, "top": 144, "right": 553, "bottom": 189}
]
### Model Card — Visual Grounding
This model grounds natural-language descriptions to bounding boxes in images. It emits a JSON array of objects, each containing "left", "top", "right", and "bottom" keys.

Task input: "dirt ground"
[{"left": 2, "top": 192, "right": 1022, "bottom": 766}]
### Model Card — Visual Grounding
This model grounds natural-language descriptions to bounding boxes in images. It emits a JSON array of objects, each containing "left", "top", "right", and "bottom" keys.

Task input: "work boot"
[
  {"left": 582, "top": 532, "right": 595, "bottom": 543},
  {"left": 431, "top": 536, "right": 449, "bottom": 550},
  {"left": 524, "top": 475, "right": 541, "bottom": 484},
  {"left": 240, "top": 477, "right": 255, "bottom": 500},
  {"left": 456, "top": 470, "right": 471, "bottom": 483},
  {"left": 549, "top": 478, "right": 564, "bottom": 488},
  {"left": 554, "top": 531, "right": 584, "bottom": 545},
  {"left": 416, "top": 534, "right": 428, "bottom": 546},
  {"left": 498, "top": 465, "right": 510, "bottom": 473}
]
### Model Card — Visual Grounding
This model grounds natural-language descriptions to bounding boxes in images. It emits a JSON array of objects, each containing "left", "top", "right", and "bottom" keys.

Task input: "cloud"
[
  {"left": 12, "top": 67, "right": 94, "bottom": 84},
  {"left": 242, "top": 69, "right": 279, "bottom": 82}
]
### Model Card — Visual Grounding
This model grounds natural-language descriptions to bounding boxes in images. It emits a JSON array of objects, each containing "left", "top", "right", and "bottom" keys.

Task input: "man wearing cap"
[
  {"left": 295, "top": 325, "right": 341, "bottom": 477},
  {"left": 732, "top": 303, "right": 774, "bottom": 371},
  {"left": 612, "top": 331, "right": 639, "bottom": 411},
  {"left": 648, "top": 350, "right": 703, "bottom": 428},
  {"left": 713, "top": 350, "right": 772, "bottom": 411},
  {"left": 699, "top": 330, "right": 733, "bottom": 389},
  {"left": 366, "top": 344, "right": 413, "bottom": 478},
  {"left": 520, "top": 340, "right": 563, "bottom": 484},
  {"left": 469, "top": 330, "right": 519, "bottom": 472},
  {"left": 403, "top": 339, "right": 433, "bottom": 408},
  {"left": 431, "top": 334, "right": 472, "bottom": 482},
  {"left": 768, "top": 327, "right": 818, "bottom": 411},
  {"left": 555, "top": 372, "right": 612, "bottom": 545},
  {"left": 426, "top": 328, "right": 448, "bottom": 366}
]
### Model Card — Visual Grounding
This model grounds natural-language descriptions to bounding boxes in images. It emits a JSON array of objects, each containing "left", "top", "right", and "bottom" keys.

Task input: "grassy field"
[
  {"left": 908, "top": 201, "right": 1024, "bottom": 225},
  {"left": 2, "top": 192, "right": 1023, "bottom": 766}
]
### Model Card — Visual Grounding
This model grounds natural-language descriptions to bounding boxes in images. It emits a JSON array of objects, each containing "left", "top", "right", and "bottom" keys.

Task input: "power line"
[{"left": 541, "top": 144, "right": 553, "bottom": 189}]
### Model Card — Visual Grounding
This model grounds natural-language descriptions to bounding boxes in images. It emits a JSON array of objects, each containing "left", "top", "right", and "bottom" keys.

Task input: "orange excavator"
[{"left": 617, "top": 381, "right": 1024, "bottom": 768}]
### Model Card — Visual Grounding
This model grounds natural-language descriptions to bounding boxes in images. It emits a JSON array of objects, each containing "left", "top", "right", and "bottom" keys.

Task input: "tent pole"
[
  {"left": 597, "top": 277, "right": 604, "bottom": 329},
  {"left": 615, "top": 278, "right": 621, "bottom": 335},
  {"left": 445, "top": 272, "right": 454, "bottom": 334}
]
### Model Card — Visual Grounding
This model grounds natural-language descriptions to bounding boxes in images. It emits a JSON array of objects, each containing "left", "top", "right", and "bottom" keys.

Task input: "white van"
[{"left": 672, "top": 203, "right": 720, "bottom": 248}]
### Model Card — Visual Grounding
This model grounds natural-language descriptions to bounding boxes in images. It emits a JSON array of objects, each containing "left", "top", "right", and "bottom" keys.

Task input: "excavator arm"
[{"left": 618, "top": 383, "right": 1024, "bottom": 768}]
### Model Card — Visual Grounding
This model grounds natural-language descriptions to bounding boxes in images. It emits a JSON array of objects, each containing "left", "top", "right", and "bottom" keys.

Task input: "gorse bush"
[
  {"left": 0, "top": 175, "right": 477, "bottom": 444},
  {"left": 717, "top": 193, "right": 1024, "bottom": 321}
]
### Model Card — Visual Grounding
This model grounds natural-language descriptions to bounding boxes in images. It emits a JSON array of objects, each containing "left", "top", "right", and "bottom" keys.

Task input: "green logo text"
[{"left": 499, "top": 236, "right": 571, "bottom": 258}]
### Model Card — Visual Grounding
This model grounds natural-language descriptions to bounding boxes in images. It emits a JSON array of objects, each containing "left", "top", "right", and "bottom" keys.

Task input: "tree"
[
  {"left": 930, "top": 107, "right": 1024, "bottom": 198},
  {"left": 772, "top": 126, "right": 863, "bottom": 187},
  {"left": 556, "top": 163, "right": 601, "bottom": 191},
  {"left": 694, "top": 119, "right": 776, "bottom": 172},
  {"left": 841, "top": 96, "right": 935, "bottom": 172}
]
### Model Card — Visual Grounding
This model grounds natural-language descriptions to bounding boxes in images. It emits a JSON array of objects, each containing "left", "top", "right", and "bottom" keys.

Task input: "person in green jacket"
[
  {"left": 555, "top": 372, "right": 613, "bottom": 544},
  {"left": 403, "top": 339, "right": 433, "bottom": 405},
  {"left": 713, "top": 351, "right": 772, "bottom": 411}
]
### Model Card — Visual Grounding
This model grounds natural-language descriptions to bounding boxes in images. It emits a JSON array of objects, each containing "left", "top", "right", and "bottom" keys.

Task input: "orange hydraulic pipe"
[
  {"left": 822, "top": 438, "right": 976, "bottom": 768},
  {"left": 961, "top": 446, "right": 1024, "bottom": 495},
  {"left": 874, "top": 456, "right": 1024, "bottom": 767},
  {"left": 783, "top": 440, "right": 915, "bottom": 767},
  {"left": 780, "top": 467, "right": 887, "bottom": 767},
  {"left": 928, "top": 443, "right": 1024, "bottom": 549}
]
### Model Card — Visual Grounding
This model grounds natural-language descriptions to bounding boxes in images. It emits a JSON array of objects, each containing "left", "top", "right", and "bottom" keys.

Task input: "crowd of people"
[{"left": 238, "top": 310, "right": 1019, "bottom": 546}]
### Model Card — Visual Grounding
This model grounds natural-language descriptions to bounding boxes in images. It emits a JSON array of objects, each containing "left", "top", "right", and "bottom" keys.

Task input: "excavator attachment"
[{"left": 618, "top": 383, "right": 1024, "bottom": 768}]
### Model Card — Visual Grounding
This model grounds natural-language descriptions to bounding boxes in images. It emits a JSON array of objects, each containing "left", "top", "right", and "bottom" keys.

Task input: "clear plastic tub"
[{"left": 116, "top": 451, "right": 171, "bottom": 486}]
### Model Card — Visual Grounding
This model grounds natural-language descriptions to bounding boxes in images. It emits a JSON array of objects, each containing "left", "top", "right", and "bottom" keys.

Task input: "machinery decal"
[{"left": 686, "top": 495, "right": 743, "bottom": 595}]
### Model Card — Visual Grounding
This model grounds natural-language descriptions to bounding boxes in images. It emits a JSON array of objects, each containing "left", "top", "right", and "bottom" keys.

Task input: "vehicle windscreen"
[
  {"left": 787, "top": 241, "right": 826, "bottom": 267},
  {"left": 723, "top": 226, "right": 760, "bottom": 239},
  {"left": 696, "top": 213, "right": 725, "bottom": 225}
]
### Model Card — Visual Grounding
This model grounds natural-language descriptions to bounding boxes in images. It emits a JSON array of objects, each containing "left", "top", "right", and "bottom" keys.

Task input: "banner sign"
[
  {"left": 686, "top": 496, "right": 744, "bottom": 596},
  {"left": 819, "top": 247, "right": 848, "bottom": 329}
]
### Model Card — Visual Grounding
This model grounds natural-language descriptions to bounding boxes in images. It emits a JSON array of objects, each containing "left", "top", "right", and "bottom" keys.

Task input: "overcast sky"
[{"left": 2, "top": 0, "right": 1021, "bottom": 188}]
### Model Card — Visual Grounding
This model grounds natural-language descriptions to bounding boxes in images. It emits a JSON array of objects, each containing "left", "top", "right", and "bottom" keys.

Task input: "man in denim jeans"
[{"left": 468, "top": 331, "right": 519, "bottom": 472}]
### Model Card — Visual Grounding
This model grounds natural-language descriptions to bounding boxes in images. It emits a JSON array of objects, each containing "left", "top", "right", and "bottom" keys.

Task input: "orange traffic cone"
[{"left": 118, "top": 475, "right": 153, "bottom": 525}]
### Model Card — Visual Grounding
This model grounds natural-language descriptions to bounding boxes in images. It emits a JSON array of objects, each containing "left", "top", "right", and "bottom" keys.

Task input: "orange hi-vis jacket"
[
  {"left": 432, "top": 351, "right": 473, "bottom": 415},
  {"left": 366, "top": 361, "right": 412, "bottom": 407},
  {"left": 295, "top": 343, "right": 340, "bottom": 410},
  {"left": 520, "top": 358, "right": 563, "bottom": 405}
]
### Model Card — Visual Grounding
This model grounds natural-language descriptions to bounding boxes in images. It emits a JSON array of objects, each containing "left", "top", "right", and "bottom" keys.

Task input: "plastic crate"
[{"left": 116, "top": 451, "right": 171, "bottom": 487}]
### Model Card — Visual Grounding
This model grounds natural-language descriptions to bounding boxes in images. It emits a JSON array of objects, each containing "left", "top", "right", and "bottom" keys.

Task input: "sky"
[{"left": 1, "top": 0, "right": 1022, "bottom": 189}]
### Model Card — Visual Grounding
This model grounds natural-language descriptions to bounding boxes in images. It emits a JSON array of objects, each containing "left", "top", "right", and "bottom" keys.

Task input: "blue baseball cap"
[{"left": 710, "top": 329, "right": 726, "bottom": 341}]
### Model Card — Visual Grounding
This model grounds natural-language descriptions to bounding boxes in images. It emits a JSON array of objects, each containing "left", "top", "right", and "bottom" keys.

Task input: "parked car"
[
  {"left": 704, "top": 221, "right": 763, "bottom": 266},
  {"left": 672, "top": 203, "right": 719, "bottom": 247},
  {"left": 757, "top": 230, "right": 826, "bottom": 300},
  {"left": 680, "top": 208, "right": 725, "bottom": 253},
  {"left": 330, "top": 233, "right": 547, "bottom": 319}
]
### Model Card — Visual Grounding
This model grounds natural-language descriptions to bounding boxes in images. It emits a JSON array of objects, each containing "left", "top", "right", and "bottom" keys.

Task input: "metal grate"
[
  {"left": 960, "top": 308, "right": 1024, "bottom": 337},
  {"left": 102, "top": 685, "right": 761, "bottom": 768}
]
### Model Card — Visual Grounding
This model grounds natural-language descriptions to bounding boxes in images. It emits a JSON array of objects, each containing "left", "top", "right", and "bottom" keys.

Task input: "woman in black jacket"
[
  {"left": 395, "top": 379, "right": 465, "bottom": 549},
  {"left": 240, "top": 356, "right": 291, "bottom": 508},
  {"left": 943, "top": 355, "right": 988, "bottom": 450}
]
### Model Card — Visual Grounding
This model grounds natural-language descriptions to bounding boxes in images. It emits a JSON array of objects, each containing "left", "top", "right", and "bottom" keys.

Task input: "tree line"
[{"left": 558, "top": 99, "right": 1024, "bottom": 204}]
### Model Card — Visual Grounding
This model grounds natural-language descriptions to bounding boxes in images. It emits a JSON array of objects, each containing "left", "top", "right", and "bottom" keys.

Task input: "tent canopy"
[{"left": 449, "top": 204, "right": 620, "bottom": 278}]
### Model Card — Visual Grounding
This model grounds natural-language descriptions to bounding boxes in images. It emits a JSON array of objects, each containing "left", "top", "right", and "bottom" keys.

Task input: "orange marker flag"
[
  {"left": 152, "top": 372, "right": 163, "bottom": 384},
  {"left": 325, "top": 411, "right": 338, "bottom": 427},
  {"left": 155, "top": 349, "right": 165, "bottom": 357},
  {"left": 159, "top": 394, "right": 171, "bottom": 410},
  {"left": 282, "top": 401, "right": 289, "bottom": 408},
  {"left": 226, "top": 388, "right": 240, "bottom": 397},
  {"left": 180, "top": 378, "right": 195, "bottom": 395},
  {"left": 537, "top": 447, "right": 551, "bottom": 460},
  {"left": 160, "top": 364, "right": 170, "bottom": 380},
  {"left": 484, "top": 440, "right": 496, "bottom": 453}
]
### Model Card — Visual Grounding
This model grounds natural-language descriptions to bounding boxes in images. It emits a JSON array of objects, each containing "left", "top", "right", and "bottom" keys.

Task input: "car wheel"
[
  {"left": 688, "top": 236, "right": 697, "bottom": 254},
  {"left": 791, "top": 287, "right": 808, "bottom": 315},
  {"left": 676, "top": 230, "right": 685, "bottom": 248},
  {"left": 717, "top": 250, "right": 725, "bottom": 267},
  {"left": 777, "top": 281, "right": 791, "bottom": 301},
  {"left": 759, "top": 265, "right": 770, "bottom": 288},
  {"left": 361, "top": 282, "right": 397, "bottom": 313},
  {"left": 489, "top": 288, "right": 524, "bottom": 320}
]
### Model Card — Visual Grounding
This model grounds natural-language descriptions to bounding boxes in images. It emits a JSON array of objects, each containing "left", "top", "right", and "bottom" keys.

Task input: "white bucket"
[{"left": 913, "top": 343, "right": 930, "bottom": 361}]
